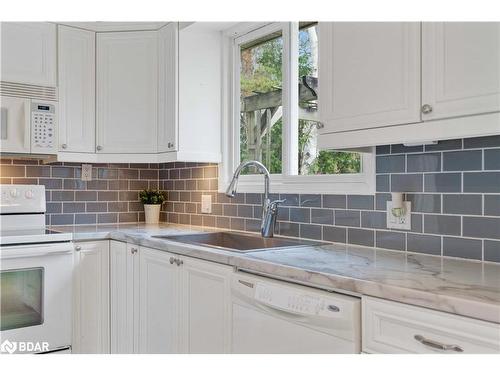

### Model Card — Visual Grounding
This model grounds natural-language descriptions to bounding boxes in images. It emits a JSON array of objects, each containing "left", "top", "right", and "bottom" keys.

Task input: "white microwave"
[{"left": 0, "top": 95, "right": 57, "bottom": 155}]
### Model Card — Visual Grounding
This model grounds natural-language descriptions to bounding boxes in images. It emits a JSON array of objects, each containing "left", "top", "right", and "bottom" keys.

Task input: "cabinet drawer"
[{"left": 362, "top": 296, "right": 500, "bottom": 354}]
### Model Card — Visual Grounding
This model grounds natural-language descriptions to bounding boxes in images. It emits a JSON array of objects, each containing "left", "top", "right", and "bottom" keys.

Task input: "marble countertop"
[{"left": 51, "top": 223, "right": 500, "bottom": 324}]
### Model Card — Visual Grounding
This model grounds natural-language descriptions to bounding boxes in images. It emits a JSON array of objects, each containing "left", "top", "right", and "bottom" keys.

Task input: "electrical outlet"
[
  {"left": 386, "top": 201, "right": 411, "bottom": 230},
  {"left": 201, "top": 194, "right": 212, "bottom": 214},
  {"left": 81, "top": 164, "right": 92, "bottom": 181}
]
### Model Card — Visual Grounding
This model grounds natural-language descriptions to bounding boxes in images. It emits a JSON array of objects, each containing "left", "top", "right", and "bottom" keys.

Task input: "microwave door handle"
[
  {"left": 1, "top": 107, "right": 7, "bottom": 140},
  {"left": 24, "top": 100, "right": 31, "bottom": 150}
]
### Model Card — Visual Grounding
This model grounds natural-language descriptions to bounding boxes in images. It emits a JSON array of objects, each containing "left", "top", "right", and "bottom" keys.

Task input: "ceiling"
[{"left": 57, "top": 21, "right": 239, "bottom": 32}]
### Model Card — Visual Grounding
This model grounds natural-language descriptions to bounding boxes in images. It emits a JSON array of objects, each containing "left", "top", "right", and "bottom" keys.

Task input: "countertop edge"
[{"left": 63, "top": 226, "right": 500, "bottom": 324}]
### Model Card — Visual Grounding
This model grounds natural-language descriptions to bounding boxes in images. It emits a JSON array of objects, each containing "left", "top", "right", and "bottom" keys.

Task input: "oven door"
[{"left": 0, "top": 242, "right": 73, "bottom": 353}]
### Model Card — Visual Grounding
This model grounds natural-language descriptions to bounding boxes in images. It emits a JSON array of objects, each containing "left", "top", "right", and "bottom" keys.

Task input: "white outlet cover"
[
  {"left": 201, "top": 194, "right": 212, "bottom": 214},
  {"left": 386, "top": 201, "right": 411, "bottom": 230},
  {"left": 81, "top": 164, "right": 92, "bottom": 181}
]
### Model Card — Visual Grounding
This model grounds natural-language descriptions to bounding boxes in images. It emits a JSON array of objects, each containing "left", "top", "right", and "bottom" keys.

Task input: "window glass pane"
[
  {"left": 1, "top": 268, "right": 43, "bottom": 331},
  {"left": 298, "top": 23, "right": 361, "bottom": 175},
  {"left": 240, "top": 31, "right": 283, "bottom": 174}
]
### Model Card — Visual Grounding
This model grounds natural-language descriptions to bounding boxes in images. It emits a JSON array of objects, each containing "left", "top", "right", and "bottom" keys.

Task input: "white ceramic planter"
[{"left": 144, "top": 204, "right": 161, "bottom": 224}]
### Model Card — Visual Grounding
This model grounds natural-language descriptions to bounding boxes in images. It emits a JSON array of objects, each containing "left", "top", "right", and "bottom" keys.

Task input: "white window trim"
[{"left": 219, "top": 22, "right": 376, "bottom": 195}]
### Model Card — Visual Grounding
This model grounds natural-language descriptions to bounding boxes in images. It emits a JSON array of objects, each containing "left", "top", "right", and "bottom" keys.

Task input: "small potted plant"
[{"left": 139, "top": 189, "right": 166, "bottom": 224}]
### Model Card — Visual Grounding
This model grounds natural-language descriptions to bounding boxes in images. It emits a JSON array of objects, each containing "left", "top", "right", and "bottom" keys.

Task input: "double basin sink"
[{"left": 152, "top": 231, "right": 322, "bottom": 253}]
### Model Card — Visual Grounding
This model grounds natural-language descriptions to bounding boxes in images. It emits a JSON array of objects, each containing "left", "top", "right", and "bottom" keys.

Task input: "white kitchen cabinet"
[
  {"left": 157, "top": 22, "right": 222, "bottom": 163},
  {"left": 318, "top": 22, "right": 420, "bottom": 133},
  {"left": 157, "top": 22, "right": 178, "bottom": 153},
  {"left": 362, "top": 296, "right": 500, "bottom": 354},
  {"left": 96, "top": 31, "right": 158, "bottom": 154},
  {"left": 422, "top": 22, "right": 500, "bottom": 120},
  {"left": 0, "top": 22, "right": 56, "bottom": 86},
  {"left": 317, "top": 22, "right": 500, "bottom": 150},
  {"left": 73, "top": 241, "right": 110, "bottom": 354},
  {"left": 180, "top": 256, "right": 232, "bottom": 353},
  {"left": 110, "top": 241, "right": 138, "bottom": 354},
  {"left": 138, "top": 247, "right": 181, "bottom": 354},
  {"left": 109, "top": 243, "right": 232, "bottom": 353},
  {"left": 58, "top": 25, "right": 96, "bottom": 153}
]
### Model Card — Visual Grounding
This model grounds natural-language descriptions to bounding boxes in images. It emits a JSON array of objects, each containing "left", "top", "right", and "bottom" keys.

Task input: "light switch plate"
[
  {"left": 386, "top": 201, "right": 411, "bottom": 230},
  {"left": 201, "top": 194, "right": 212, "bottom": 214},
  {"left": 81, "top": 164, "right": 92, "bottom": 181}
]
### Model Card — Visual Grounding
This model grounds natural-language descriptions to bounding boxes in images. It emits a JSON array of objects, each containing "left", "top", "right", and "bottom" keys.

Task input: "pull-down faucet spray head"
[{"left": 225, "top": 160, "right": 270, "bottom": 200}]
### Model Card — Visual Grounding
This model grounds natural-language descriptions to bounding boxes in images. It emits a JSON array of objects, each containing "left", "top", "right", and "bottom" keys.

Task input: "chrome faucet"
[{"left": 225, "top": 160, "right": 284, "bottom": 238}]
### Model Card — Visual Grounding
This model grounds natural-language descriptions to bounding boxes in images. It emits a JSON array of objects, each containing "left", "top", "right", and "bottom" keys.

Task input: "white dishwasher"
[{"left": 231, "top": 271, "right": 361, "bottom": 353}]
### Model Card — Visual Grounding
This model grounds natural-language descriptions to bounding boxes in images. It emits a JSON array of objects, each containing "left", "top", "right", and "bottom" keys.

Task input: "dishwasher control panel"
[{"left": 255, "top": 282, "right": 338, "bottom": 317}]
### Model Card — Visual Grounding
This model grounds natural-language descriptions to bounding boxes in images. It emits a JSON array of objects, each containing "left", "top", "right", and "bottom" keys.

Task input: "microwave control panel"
[{"left": 31, "top": 101, "right": 56, "bottom": 154}]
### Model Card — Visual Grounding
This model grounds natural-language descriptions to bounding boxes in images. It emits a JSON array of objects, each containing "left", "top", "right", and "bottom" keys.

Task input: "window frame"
[{"left": 219, "top": 22, "right": 376, "bottom": 195}]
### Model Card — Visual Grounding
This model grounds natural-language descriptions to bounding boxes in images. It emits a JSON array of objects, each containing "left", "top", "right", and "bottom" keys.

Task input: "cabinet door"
[
  {"left": 96, "top": 32, "right": 158, "bottom": 153},
  {"left": 0, "top": 22, "right": 56, "bottom": 86},
  {"left": 58, "top": 26, "right": 96, "bottom": 153},
  {"left": 180, "top": 257, "right": 232, "bottom": 353},
  {"left": 318, "top": 22, "right": 420, "bottom": 133},
  {"left": 158, "top": 23, "right": 178, "bottom": 153},
  {"left": 73, "top": 241, "right": 110, "bottom": 354},
  {"left": 138, "top": 247, "right": 180, "bottom": 354},
  {"left": 110, "top": 241, "right": 138, "bottom": 354},
  {"left": 422, "top": 22, "right": 500, "bottom": 120}
]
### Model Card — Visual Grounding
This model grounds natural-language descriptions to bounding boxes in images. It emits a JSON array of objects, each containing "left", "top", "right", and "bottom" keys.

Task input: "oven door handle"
[{"left": 0, "top": 243, "right": 73, "bottom": 260}]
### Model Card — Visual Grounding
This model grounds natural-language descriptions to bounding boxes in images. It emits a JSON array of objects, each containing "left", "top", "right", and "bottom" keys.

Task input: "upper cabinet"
[
  {"left": 422, "top": 22, "right": 500, "bottom": 120},
  {"left": 157, "top": 23, "right": 178, "bottom": 153},
  {"left": 55, "top": 22, "right": 222, "bottom": 163},
  {"left": 318, "top": 22, "right": 500, "bottom": 150},
  {"left": 318, "top": 22, "right": 420, "bottom": 132},
  {"left": 58, "top": 26, "right": 96, "bottom": 153},
  {"left": 157, "top": 23, "right": 222, "bottom": 162},
  {"left": 96, "top": 31, "right": 158, "bottom": 154},
  {"left": 0, "top": 22, "right": 56, "bottom": 86}
]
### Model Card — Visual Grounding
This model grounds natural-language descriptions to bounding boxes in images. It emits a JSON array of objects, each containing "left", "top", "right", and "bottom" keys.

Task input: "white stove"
[
  {"left": 0, "top": 184, "right": 73, "bottom": 354},
  {"left": 0, "top": 185, "right": 72, "bottom": 245}
]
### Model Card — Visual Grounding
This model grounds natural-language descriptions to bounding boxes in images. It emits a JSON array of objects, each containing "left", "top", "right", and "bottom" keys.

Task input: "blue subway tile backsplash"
[{"left": 2, "top": 135, "right": 500, "bottom": 263}]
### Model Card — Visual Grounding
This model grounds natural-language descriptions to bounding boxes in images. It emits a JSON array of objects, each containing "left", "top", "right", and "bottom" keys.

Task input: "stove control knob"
[
  {"left": 25, "top": 190, "right": 34, "bottom": 199},
  {"left": 10, "top": 189, "right": 19, "bottom": 198}
]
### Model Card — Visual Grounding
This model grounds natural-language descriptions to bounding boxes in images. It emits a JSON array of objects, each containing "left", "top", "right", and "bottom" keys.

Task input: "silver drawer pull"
[
  {"left": 169, "top": 257, "right": 175, "bottom": 264},
  {"left": 174, "top": 258, "right": 183, "bottom": 266},
  {"left": 414, "top": 335, "right": 463, "bottom": 352},
  {"left": 238, "top": 280, "right": 254, "bottom": 288},
  {"left": 327, "top": 304, "right": 340, "bottom": 312}
]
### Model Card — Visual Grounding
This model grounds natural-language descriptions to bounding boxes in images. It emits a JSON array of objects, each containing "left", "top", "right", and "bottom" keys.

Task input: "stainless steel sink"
[{"left": 152, "top": 231, "right": 322, "bottom": 253}]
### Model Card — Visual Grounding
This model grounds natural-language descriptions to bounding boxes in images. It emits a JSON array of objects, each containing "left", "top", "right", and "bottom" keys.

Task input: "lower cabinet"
[
  {"left": 109, "top": 241, "right": 232, "bottom": 354},
  {"left": 72, "top": 241, "right": 110, "bottom": 354},
  {"left": 179, "top": 256, "right": 232, "bottom": 353},
  {"left": 362, "top": 296, "right": 500, "bottom": 354}
]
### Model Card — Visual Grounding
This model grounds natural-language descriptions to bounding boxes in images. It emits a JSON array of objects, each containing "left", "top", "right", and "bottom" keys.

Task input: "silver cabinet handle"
[
  {"left": 167, "top": 142, "right": 174, "bottom": 149},
  {"left": 421, "top": 104, "right": 433, "bottom": 114},
  {"left": 96, "top": 145, "right": 103, "bottom": 151},
  {"left": 75, "top": 245, "right": 82, "bottom": 251},
  {"left": 169, "top": 256, "right": 175, "bottom": 264},
  {"left": 414, "top": 335, "right": 463, "bottom": 352},
  {"left": 327, "top": 304, "right": 340, "bottom": 312},
  {"left": 316, "top": 122, "right": 325, "bottom": 130},
  {"left": 130, "top": 247, "right": 138, "bottom": 254},
  {"left": 174, "top": 258, "right": 183, "bottom": 266},
  {"left": 61, "top": 143, "right": 68, "bottom": 149}
]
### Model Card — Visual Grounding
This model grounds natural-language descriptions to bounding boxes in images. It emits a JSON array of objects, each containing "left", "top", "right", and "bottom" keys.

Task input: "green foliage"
[
  {"left": 139, "top": 189, "right": 166, "bottom": 205},
  {"left": 240, "top": 26, "right": 361, "bottom": 176}
]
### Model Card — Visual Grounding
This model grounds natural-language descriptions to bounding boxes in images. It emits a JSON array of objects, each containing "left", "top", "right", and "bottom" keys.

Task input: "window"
[
  {"left": 296, "top": 23, "right": 361, "bottom": 176},
  {"left": 224, "top": 23, "right": 374, "bottom": 194},
  {"left": 239, "top": 30, "right": 283, "bottom": 175}
]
